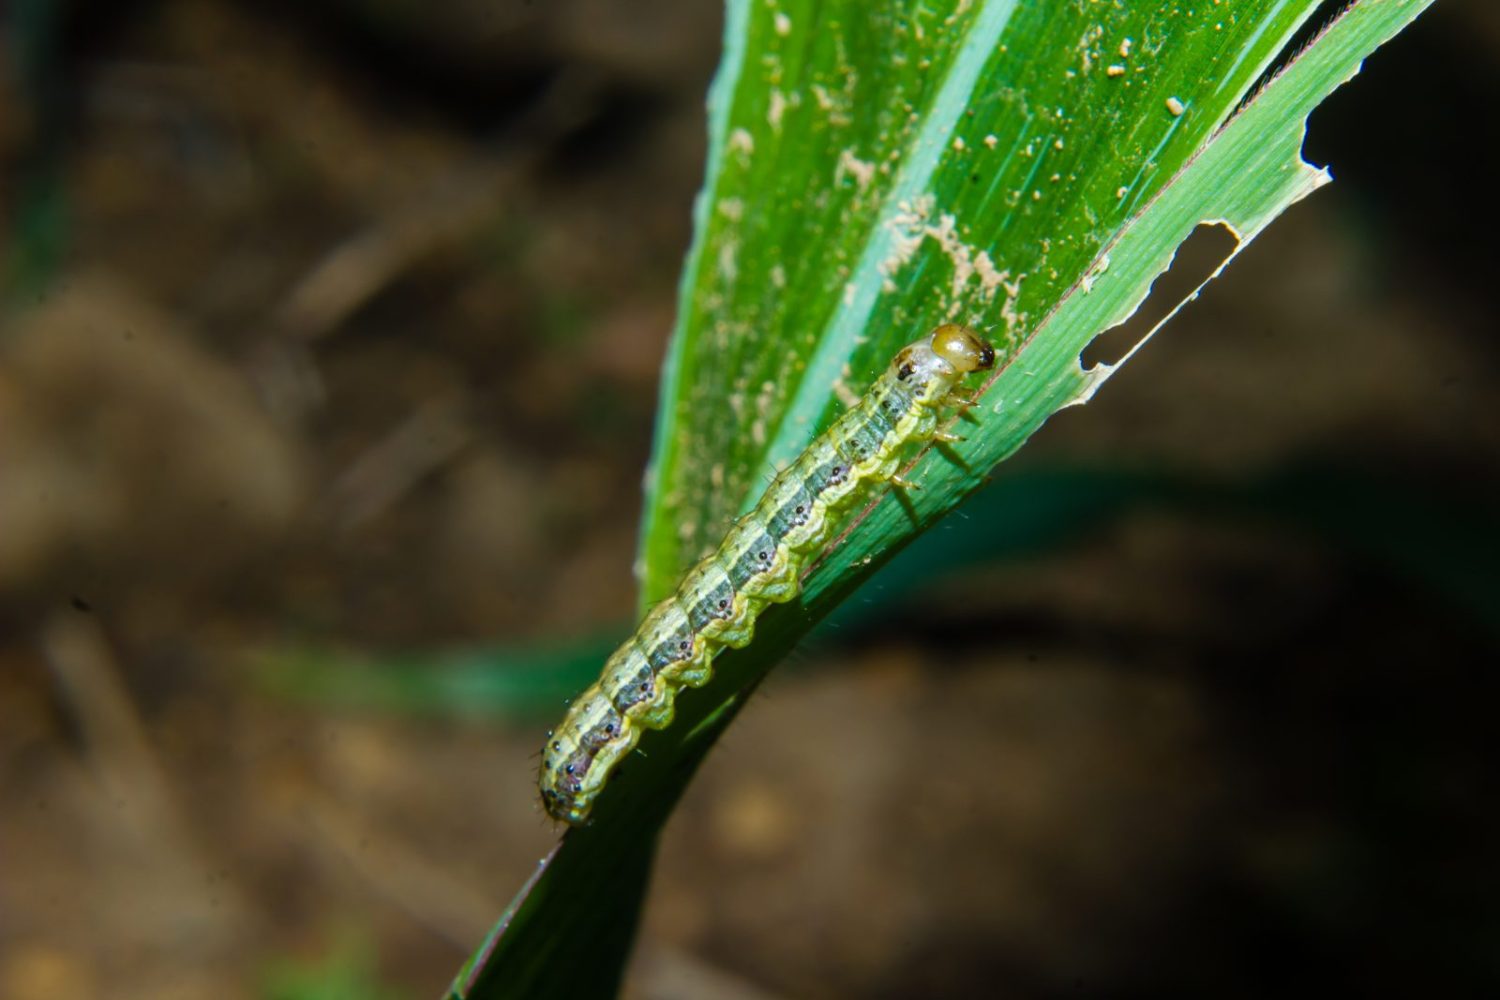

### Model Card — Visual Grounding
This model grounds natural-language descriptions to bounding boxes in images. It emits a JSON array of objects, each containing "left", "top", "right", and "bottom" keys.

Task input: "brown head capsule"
[{"left": 929, "top": 324, "right": 996, "bottom": 373}]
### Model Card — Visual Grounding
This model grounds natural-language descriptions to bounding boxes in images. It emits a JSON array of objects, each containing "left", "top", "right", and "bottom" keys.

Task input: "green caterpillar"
[{"left": 539, "top": 324, "right": 996, "bottom": 825}]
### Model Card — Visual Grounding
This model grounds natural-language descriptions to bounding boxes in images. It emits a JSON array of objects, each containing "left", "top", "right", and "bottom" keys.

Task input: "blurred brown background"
[{"left": 1, "top": 2, "right": 1496, "bottom": 998}]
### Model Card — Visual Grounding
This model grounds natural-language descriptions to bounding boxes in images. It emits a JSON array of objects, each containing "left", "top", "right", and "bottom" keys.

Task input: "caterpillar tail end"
[
  {"left": 540, "top": 786, "right": 594, "bottom": 827},
  {"left": 538, "top": 691, "right": 641, "bottom": 827}
]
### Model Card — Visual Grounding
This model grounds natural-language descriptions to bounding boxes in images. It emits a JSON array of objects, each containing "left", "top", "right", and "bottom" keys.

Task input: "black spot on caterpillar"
[{"left": 539, "top": 324, "right": 996, "bottom": 824}]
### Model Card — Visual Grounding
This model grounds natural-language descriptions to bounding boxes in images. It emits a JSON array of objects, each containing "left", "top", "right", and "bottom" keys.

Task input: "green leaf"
[
  {"left": 262, "top": 928, "right": 408, "bottom": 1000},
  {"left": 253, "top": 631, "right": 625, "bottom": 720},
  {"left": 450, "top": 2, "right": 1435, "bottom": 997},
  {"left": 254, "top": 464, "right": 1499, "bottom": 728}
]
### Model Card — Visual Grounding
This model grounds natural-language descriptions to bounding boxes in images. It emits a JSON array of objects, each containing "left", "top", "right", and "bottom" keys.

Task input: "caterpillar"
[{"left": 539, "top": 324, "right": 996, "bottom": 825}]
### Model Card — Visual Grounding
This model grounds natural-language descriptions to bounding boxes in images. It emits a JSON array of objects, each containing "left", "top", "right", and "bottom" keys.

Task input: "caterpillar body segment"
[{"left": 539, "top": 324, "right": 995, "bottom": 824}]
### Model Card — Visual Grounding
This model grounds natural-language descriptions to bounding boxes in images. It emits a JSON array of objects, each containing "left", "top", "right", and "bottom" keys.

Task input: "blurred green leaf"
[
  {"left": 4, "top": 0, "right": 68, "bottom": 301},
  {"left": 447, "top": 2, "right": 1434, "bottom": 995},
  {"left": 255, "top": 631, "right": 624, "bottom": 719},
  {"left": 262, "top": 463, "right": 1496, "bottom": 724},
  {"left": 262, "top": 929, "right": 407, "bottom": 1000}
]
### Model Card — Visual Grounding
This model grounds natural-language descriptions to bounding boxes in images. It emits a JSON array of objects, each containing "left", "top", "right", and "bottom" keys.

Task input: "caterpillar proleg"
[{"left": 539, "top": 324, "right": 996, "bottom": 825}]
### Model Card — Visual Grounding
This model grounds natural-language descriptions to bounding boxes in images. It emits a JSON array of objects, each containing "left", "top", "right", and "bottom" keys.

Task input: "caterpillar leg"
[
  {"left": 890, "top": 474, "right": 921, "bottom": 491},
  {"left": 931, "top": 429, "right": 965, "bottom": 443}
]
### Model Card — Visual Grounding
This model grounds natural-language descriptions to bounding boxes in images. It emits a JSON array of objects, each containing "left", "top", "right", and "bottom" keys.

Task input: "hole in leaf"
[{"left": 1080, "top": 222, "right": 1239, "bottom": 370}]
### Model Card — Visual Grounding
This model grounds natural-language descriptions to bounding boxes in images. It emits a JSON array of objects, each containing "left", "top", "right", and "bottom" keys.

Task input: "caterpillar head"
[
  {"left": 892, "top": 324, "right": 996, "bottom": 388},
  {"left": 929, "top": 324, "right": 996, "bottom": 373}
]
